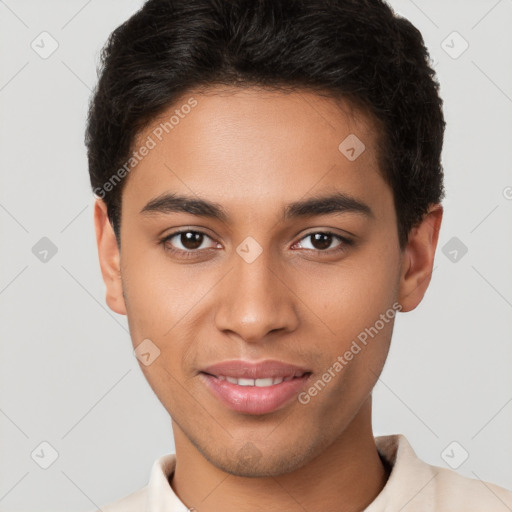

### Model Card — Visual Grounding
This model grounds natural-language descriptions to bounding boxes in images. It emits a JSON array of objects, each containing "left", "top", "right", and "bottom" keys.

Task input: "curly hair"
[{"left": 85, "top": 0, "right": 445, "bottom": 249}]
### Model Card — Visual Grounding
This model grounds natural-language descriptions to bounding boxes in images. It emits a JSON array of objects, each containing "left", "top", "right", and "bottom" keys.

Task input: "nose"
[{"left": 214, "top": 245, "right": 300, "bottom": 344}]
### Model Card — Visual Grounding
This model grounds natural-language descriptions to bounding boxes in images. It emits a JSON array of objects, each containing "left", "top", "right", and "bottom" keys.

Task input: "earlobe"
[
  {"left": 93, "top": 198, "right": 127, "bottom": 316},
  {"left": 397, "top": 204, "right": 443, "bottom": 312}
]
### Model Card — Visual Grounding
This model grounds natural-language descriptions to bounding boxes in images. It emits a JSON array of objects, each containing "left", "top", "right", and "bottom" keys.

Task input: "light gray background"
[{"left": 0, "top": 0, "right": 511, "bottom": 510}]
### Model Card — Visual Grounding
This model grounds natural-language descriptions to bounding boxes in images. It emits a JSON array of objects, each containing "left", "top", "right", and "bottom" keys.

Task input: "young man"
[{"left": 86, "top": 0, "right": 512, "bottom": 510}]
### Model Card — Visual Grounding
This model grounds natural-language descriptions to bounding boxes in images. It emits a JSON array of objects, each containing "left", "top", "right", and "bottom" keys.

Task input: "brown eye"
[
  {"left": 178, "top": 231, "right": 204, "bottom": 250},
  {"left": 295, "top": 231, "right": 351, "bottom": 252},
  {"left": 162, "top": 230, "right": 218, "bottom": 256},
  {"left": 309, "top": 233, "right": 334, "bottom": 250}
]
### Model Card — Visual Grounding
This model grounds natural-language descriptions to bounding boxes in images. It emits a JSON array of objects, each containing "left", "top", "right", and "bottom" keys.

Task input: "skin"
[{"left": 94, "top": 86, "right": 442, "bottom": 512}]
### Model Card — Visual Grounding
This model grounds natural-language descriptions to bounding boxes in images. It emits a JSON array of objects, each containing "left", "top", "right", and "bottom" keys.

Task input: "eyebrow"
[{"left": 140, "top": 191, "right": 374, "bottom": 222}]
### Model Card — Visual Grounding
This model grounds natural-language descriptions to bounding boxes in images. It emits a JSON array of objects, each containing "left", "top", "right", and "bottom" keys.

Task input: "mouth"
[{"left": 199, "top": 359, "right": 313, "bottom": 415}]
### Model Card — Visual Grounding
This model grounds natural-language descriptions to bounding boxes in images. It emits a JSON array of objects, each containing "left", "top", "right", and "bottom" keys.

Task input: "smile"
[{"left": 200, "top": 371, "right": 312, "bottom": 415}]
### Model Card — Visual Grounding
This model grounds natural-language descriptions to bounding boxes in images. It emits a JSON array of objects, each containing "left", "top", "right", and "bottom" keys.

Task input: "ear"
[
  {"left": 397, "top": 204, "right": 443, "bottom": 312},
  {"left": 93, "top": 198, "right": 127, "bottom": 316}
]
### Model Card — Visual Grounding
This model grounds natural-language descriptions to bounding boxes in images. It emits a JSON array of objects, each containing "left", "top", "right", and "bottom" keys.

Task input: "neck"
[{"left": 170, "top": 397, "right": 389, "bottom": 512}]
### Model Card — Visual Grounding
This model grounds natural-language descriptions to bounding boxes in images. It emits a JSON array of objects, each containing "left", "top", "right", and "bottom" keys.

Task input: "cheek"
[
  {"left": 299, "top": 282, "right": 396, "bottom": 419},
  {"left": 120, "top": 245, "right": 225, "bottom": 388},
  {"left": 120, "top": 246, "right": 186, "bottom": 348},
  {"left": 303, "top": 248, "right": 399, "bottom": 341},
  {"left": 296, "top": 241, "right": 399, "bottom": 396},
  {"left": 121, "top": 237, "right": 204, "bottom": 325}
]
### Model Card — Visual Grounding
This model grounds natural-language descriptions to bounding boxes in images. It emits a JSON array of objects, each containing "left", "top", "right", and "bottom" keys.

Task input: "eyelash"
[{"left": 159, "top": 229, "right": 354, "bottom": 259}]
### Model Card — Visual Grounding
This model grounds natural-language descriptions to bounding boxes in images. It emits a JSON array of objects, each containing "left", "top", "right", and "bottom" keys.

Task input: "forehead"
[{"left": 123, "top": 86, "right": 391, "bottom": 220}]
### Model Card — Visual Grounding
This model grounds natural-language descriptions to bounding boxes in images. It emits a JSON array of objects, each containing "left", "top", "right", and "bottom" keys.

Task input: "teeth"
[
  {"left": 238, "top": 378, "right": 255, "bottom": 386},
  {"left": 255, "top": 378, "right": 274, "bottom": 387},
  {"left": 216, "top": 375, "right": 293, "bottom": 387}
]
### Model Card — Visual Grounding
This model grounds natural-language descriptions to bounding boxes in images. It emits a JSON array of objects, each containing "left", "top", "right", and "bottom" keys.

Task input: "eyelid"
[
  {"left": 292, "top": 230, "right": 353, "bottom": 253},
  {"left": 162, "top": 229, "right": 219, "bottom": 250},
  {"left": 160, "top": 228, "right": 354, "bottom": 258}
]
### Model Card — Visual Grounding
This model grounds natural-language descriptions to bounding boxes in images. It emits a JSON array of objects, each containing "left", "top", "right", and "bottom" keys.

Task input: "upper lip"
[{"left": 201, "top": 359, "right": 312, "bottom": 379}]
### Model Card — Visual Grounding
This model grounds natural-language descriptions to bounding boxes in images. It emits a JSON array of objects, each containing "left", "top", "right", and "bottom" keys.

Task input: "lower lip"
[{"left": 200, "top": 373, "right": 311, "bottom": 415}]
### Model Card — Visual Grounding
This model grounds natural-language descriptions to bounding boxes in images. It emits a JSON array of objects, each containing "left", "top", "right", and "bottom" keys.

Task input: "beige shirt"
[{"left": 94, "top": 434, "right": 512, "bottom": 511}]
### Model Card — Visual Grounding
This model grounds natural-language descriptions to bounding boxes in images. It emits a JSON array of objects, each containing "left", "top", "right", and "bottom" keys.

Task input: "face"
[{"left": 95, "top": 86, "right": 441, "bottom": 477}]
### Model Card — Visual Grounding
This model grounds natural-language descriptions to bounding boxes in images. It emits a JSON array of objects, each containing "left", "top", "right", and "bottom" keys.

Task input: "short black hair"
[{"left": 85, "top": 0, "right": 445, "bottom": 250}]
